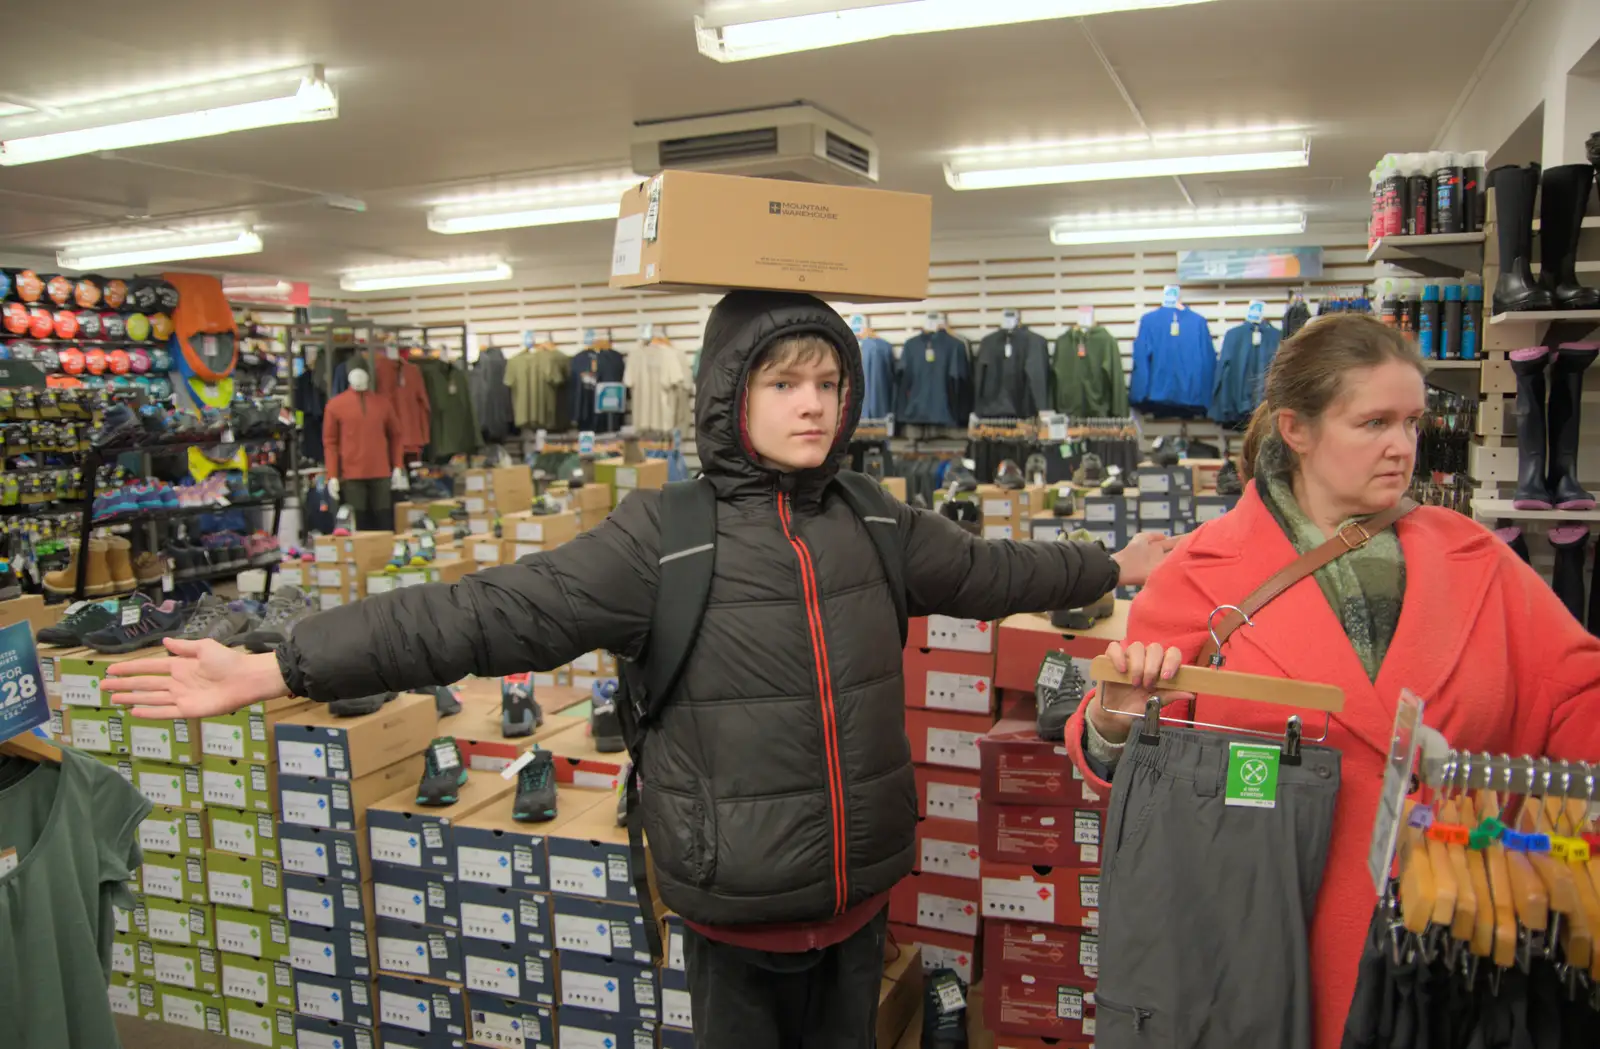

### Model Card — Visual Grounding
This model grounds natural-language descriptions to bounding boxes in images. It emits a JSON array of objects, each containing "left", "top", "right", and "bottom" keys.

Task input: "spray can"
[
  {"left": 1462, "top": 283, "right": 1483, "bottom": 360},
  {"left": 1369, "top": 168, "right": 1382, "bottom": 248},
  {"left": 1434, "top": 154, "right": 1464, "bottom": 234},
  {"left": 1385, "top": 164, "right": 1406, "bottom": 237},
  {"left": 1419, "top": 284, "right": 1442, "bottom": 359},
  {"left": 1407, "top": 157, "right": 1431, "bottom": 236},
  {"left": 1442, "top": 281, "right": 1463, "bottom": 359},
  {"left": 1463, "top": 151, "right": 1489, "bottom": 232}
]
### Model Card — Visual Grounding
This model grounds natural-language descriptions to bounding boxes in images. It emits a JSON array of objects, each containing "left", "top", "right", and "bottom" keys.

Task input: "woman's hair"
[{"left": 1239, "top": 313, "right": 1426, "bottom": 481}]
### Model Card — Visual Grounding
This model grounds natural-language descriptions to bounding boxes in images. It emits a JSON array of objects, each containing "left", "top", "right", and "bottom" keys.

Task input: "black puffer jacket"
[{"left": 278, "top": 291, "right": 1120, "bottom": 927}]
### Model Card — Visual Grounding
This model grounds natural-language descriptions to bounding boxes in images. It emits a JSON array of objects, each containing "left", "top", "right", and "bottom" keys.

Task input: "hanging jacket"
[
  {"left": 858, "top": 336, "right": 897, "bottom": 419},
  {"left": 295, "top": 369, "right": 327, "bottom": 463},
  {"left": 275, "top": 290, "right": 1121, "bottom": 930},
  {"left": 469, "top": 347, "right": 515, "bottom": 443},
  {"left": 973, "top": 327, "right": 1050, "bottom": 418},
  {"left": 896, "top": 331, "right": 969, "bottom": 426},
  {"left": 624, "top": 341, "right": 692, "bottom": 434},
  {"left": 570, "top": 348, "right": 627, "bottom": 432},
  {"left": 322, "top": 388, "right": 402, "bottom": 481},
  {"left": 1209, "top": 322, "right": 1282, "bottom": 426},
  {"left": 1063, "top": 483, "right": 1600, "bottom": 1049},
  {"left": 1052, "top": 326, "right": 1128, "bottom": 419},
  {"left": 416, "top": 358, "right": 479, "bottom": 460},
  {"left": 372, "top": 354, "right": 432, "bottom": 456},
  {"left": 1129, "top": 306, "right": 1217, "bottom": 417}
]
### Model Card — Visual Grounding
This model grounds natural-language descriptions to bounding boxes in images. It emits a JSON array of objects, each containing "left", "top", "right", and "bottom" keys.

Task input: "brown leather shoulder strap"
[{"left": 1195, "top": 496, "right": 1419, "bottom": 666}]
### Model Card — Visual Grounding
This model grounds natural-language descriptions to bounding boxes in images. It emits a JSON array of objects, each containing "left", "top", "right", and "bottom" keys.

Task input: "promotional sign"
[
  {"left": 0, "top": 621, "right": 49, "bottom": 743},
  {"left": 595, "top": 383, "right": 627, "bottom": 416},
  {"left": 1161, "top": 285, "right": 1182, "bottom": 309},
  {"left": 577, "top": 431, "right": 596, "bottom": 457},
  {"left": 849, "top": 314, "right": 868, "bottom": 336},
  {"left": 1176, "top": 247, "right": 1324, "bottom": 282},
  {"left": 1246, "top": 300, "right": 1267, "bottom": 324}
]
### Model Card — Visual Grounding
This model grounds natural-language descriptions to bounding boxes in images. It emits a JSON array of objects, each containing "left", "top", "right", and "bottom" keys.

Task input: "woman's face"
[{"left": 1283, "top": 360, "right": 1426, "bottom": 516}]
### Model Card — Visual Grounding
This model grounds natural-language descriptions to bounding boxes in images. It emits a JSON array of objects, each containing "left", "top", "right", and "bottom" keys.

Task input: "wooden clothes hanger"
[{"left": 0, "top": 730, "right": 62, "bottom": 765}]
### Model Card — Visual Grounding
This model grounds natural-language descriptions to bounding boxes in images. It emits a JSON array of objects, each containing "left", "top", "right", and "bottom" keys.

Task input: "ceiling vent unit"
[{"left": 631, "top": 101, "right": 878, "bottom": 185}]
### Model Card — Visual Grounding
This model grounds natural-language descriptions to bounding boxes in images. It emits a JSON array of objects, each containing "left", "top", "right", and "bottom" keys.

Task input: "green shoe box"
[
  {"left": 224, "top": 997, "right": 296, "bottom": 1049},
  {"left": 140, "top": 850, "right": 207, "bottom": 904},
  {"left": 206, "top": 849, "right": 285, "bottom": 915},
  {"left": 110, "top": 930, "right": 140, "bottom": 978},
  {"left": 131, "top": 759, "right": 204, "bottom": 811},
  {"left": 128, "top": 715, "right": 202, "bottom": 765},
  {"left": 65, "top": 705, "right": 129, "bottom": 754},
  {"left": 106, "top": 972, "right": 143, "bottom": 1018},
  {"left": 135, "top": 897, "right": 215, "bottom": 949},
  {"left": 202, "top": 698, "right": 311, "bottom": 764},
  {"left": 213, "top": 904, "right": 291, "bottom": 963},
  {"left": 208, "top": 805, "right": 278, "bottom": 860},
  {"left": 146, "top": 984, "right": 226, "bottom": 1034},
  {"left": 219, "top": 951, "right": 295, "bottom": 1010},
  {"left": 202, "top": 755, "right": 277, "bottom": 813},
  {"left": 93, "top": 752, "right": 135, "bottom": 786},
  {"left": 139, "top": 806, "right": 207, "bottom": 858},
  {"left": 137, "top": 938, "right": 219, "bottom": 994}
]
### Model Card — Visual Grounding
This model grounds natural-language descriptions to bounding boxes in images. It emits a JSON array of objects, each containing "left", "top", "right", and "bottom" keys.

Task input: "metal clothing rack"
[{"left": 1418, "top": 752, "right": 1600, "bottom": 800}]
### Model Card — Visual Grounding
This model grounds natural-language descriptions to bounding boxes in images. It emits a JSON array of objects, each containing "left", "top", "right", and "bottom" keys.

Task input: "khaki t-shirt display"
[{"left": 0, "top": 746, "right": 151, "bottom": 1048}]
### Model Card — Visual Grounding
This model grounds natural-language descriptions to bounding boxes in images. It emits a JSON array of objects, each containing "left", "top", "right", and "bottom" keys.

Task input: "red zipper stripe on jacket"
[{"left": 777, "top": 493, "right": 848, "bottom": 914}]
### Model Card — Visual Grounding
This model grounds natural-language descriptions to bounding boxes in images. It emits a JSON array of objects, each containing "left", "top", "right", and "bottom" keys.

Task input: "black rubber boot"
[
  {"left": 1491, "top": 165, "right": 1556, "bottom": 313},
  {"left": 1494, "top": 525, "right": 1531, "bottom": 564},
  {"left": 1549, "top": 525, "right": 1590, "bottom": 622},
  {"left": 1546, "top": 345, "right": 1598, "bottom": 510},
  {"left": 1538, "top": 164, "right": 1600, "bottom": 309},
  {"left": 1510, "top": 347, "right": 1554, "bottom": 509}
]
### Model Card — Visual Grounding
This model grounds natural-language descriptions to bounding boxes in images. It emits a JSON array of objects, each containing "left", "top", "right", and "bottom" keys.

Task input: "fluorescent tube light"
[
  {"left": 427, "top": 177, "right": 638, "bottom": 234},
  {"left": 1049, "top": 205, "right": 1307, "bottom": 246},
  {"left": 0, "top": 65, "right": 337, "bottom": 166},
  {"left": 57, "top": 226, "right": 264, "bottom": 269},
  {"left": 697, "top": 0, "right": 1219, "bottom": 61},
  {"left": 947, "top": 128, "right": 1309, "bottom": 190},
  {"left": 340, "top": 259, "right": 513, "bottom": 293}
]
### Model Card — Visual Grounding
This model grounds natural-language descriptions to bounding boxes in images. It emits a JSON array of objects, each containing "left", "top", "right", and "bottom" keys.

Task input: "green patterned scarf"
[{"left": 1254, "top": 436, "right": 1405, "bottom": 681}]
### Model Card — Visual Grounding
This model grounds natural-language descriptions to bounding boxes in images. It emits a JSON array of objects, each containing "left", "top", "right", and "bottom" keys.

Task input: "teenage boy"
[{"left": 107, "top": 291, "right": 1172, "bottom": 1049}]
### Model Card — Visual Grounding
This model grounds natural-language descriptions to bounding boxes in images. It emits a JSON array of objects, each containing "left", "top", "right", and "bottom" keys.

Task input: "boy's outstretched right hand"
[
  {"left": 1111, "top": 531, "right": 1179, "bottom": 587},
  {"left": 103, "top": 638, "right": 290, "bottom": 719}
]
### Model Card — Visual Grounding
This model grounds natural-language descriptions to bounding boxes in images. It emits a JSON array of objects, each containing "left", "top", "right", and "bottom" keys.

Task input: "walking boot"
[
  {"left": 104, "top": 536, "right": 136, "bottom": 594},
  {"left": 1510, "top": 347, "right": 1554, "bottom": 509},
  {"left": 1549, "top": 525, "right": 1590, "bottom": 622},
  {"left": 1494, "top": 525, "right": 1532, "bottom": 564},
  {"left": 44, "top": 538, "right": 113, "bottom": 598},
  {"left": 1491, "top": 165, "right": 1556, "bottom": 313},
  {"left": 1545, "top": 344, "right": 1598, "bottom": 510},
  {"left": 1538, "top": 164, "right": 1600, "bottom": 309}
]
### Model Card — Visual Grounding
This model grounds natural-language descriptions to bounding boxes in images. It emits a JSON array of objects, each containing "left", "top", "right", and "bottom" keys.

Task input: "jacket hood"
[{"left": 695, "top": 290, "right": 864, "bottom": 503}]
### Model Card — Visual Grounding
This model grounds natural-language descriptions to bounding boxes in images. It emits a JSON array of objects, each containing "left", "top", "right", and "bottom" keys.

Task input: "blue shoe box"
[
  {"left": 377, "top": 974, "right": 466, "bottom": 1039},
  {"left": 373, "top": 862, "right": 458, "bottom": 928},
  {"left": 662, "top": 914, "right": 687, "bottom": 972},
  {"left": 556, "top": 1006, "right": 656, "bottom": 1049},
  {"left": 283, "top": 872, "right": 373, "bottom": 933},
  {"left": 661, "top": 1026, "right": 696, "bottom": 1049},
  {"left": 367, "top": 769, "right": 516, "bottom": 873},
  {"left": 287, "top": 920, "right": 374, "bottom": 980},
  {"left": 547, "top": 800, "right": 639, "bottom": 904},
  {"left": 292, "top": 1016, "right": 378, "bottom": 1049},
  {"left": 660, "top": 964, "right": 693, "bottom": 1030},
  {"left": 559, "top": 952, "right": 659, "bottom": 1022},
  {"left": 461, "top": 938, "right": 555, "bottom": 1006},
  {"left": 550, "top": 892, "right": 652, "bottom": 965},
  {"left": 376, "top": 1028, "right": 463, "bottom": 1049},
  {"left": 278, "top": 823, "right": 368, "bottom": 883},
  {"left": 374, "top": 918, "right": 462, "bottom": 983},
  {"left": 293, "top": 971, "right": 377, "bottom": 1029},
  {"left": 457, "top": 881, "right": 550, "bottom": 950},
  {"left": 465, "top": 996, "right": 554, "bottom": 1049}
]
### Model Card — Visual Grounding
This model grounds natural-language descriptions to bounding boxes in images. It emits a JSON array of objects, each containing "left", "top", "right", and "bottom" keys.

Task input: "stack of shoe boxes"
[
  {"left": 367, "top": 766, "right": 521, "bottom": 1049},
  {"left": 310, "top": 532, "right": 395, "bottom": 610},
  {"left": 592, "top": 457, "right": 669, "bottom": 507},
  {"left": 552, "top": 481, "right": 612, "bottom": 534},
  {"left": 498, "top": 510, "right": 579, "bottom": 563},
  {"left": 891, "top": 615, "right": 996, "bottom": 988},
  {"left": 975, "top": 484, "right": 1049, "bottom": 541},
  {"left": 452, "top": 786, "right": 613, "bottom": 1049},
  {"left": 463, "top": 466, "right": 536, "bottom": 536},
  {"left": 657, "top": 915, "right": 693, "bottom": 1045},
  {"left": 1134, "top": 466, "right": 1194, "bottom": 538},
  {"left": 975, "top": 701, "right": 1107, "bottom": 1047},
  {"left": 273, "top": 694, "right": 435, "bottom": 1049},
  {"left": 449, "top": 677, "right": 586, "bottom": 774},
  {"left": 366, "top": 555, "right": 477, "bottom": 597}
]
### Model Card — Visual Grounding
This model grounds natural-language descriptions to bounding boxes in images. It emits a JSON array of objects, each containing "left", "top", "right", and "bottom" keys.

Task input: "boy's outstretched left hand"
[{"left": 1111, "top": 532, "right": 1180, "bottom": 588}]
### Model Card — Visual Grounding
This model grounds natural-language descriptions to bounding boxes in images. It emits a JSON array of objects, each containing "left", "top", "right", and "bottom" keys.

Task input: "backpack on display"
[{"left": 614, "top": 469, "right": 909, "bottom": 959}]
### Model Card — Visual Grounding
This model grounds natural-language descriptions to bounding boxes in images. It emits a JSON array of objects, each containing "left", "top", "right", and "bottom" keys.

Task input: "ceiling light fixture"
[
  {"left": 1049, "top": 205, "right": 1307, "bottom": 246},
  {"left": 0, "top": 65, "right": 337, "bottom": 166},
  {"left": 57, "top": 226, "right": 264, "bottom": 270},
  {"left": 427, "top": 176, "right": 640, "bottom": 234},
  {"left": 947, "top": 127, "right": 1310, "bottom": 190},
  {"left": 696, "top": 0, "right": 1219, "bottom": 61},
  {"left": 339, "top": 259, "right": 513, "bottom": 293}
]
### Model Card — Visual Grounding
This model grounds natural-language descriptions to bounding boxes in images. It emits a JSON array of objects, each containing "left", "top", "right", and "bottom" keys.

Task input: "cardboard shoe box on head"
[
  {"left": 610, "top": 169, "right": 932, "bottom": 302},
  {"left": 367, "top": 768, "right": 516, "bottom": 871},
  {"left": 275, "top": 692, "right": 438, "bottom": 781}
]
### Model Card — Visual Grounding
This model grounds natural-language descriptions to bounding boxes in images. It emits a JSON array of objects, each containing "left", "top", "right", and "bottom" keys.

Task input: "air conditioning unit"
[{"left": 631, "top": 101, "right": 879, "bottom": 186}]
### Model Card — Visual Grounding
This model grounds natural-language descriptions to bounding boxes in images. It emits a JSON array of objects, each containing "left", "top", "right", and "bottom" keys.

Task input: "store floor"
[{"left": 117, "top": 1015, "right": 234, "bottom": 1048}]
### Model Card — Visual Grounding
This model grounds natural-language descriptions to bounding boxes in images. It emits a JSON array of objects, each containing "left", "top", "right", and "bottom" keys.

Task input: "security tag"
[
  {"left": 1224, "top": 741, "right": 1279, "bottom": 808},
  {"left": 1169, "top": 321, "right": 1181, "bottom": 338}
]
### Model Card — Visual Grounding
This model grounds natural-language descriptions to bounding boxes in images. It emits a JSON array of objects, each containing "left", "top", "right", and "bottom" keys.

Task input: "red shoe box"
[
  {"left": 980, "top": 860, "right": 1100, "bottom": 931},
  {"left": 978, "top": 718, "right": 1107, "bottom": 808},
  {"left": 985, "top": 965, "right": 1098, "bottom": 1042},
  {"left": 979, "top": 802, "right": 1103, "bottom": 868},
  {"left": 907, "top": 615, "right": 996, "bottom": 654},
  {"left": 888, "top": 870, "right": 981, "bottom": 937},
  {"left": 915, "top": 816, "right": 981, "bottom": 881},
  {"left": 903, "top": 645, "right": 995, "bottom": 714},
  {"left": 906, "top": 708, "right": 992, "bottom": 770},
  {"left": 983, "top": 920, "right": 1098, "bottom": 983},
  {"left": 993, "top": 1037, "right": 1094, "bottom": 1049},
  {"left": 887, "top": 921, "right": 978, "bottom": 985},
  {"left": 914, "top": 765, "right": 980, "bottom": 823},
  {"left": 994, "top": 608, "right": 1128, "bottom": 691}
]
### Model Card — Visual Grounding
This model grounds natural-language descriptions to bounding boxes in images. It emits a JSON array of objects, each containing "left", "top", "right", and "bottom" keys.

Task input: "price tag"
[
  {"left": 936, "top": 976, "right": 967, "bottom": 1014},
  {"left": 1057, "top": 986, "right": 1084, "bottom": 1020},
  {"left": 121, "top": 605, "right": 142, "bottom": 627}
]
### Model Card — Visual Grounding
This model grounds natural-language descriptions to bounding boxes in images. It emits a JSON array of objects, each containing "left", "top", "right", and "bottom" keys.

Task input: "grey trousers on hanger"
[{"left": 1094, "top": 726, "right": 1340, "bottom": 1049}]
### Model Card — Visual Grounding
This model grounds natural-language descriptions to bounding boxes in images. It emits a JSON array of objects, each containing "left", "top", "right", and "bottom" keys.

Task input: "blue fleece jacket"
[
  {"left": 1129, "top": 306, "right": 1216, "bottom": 418},
  {"left": 1209, "top": 322, "right": 1282, "bottom": 425},
  {"left": 896, "top": 331, "right": 970, "bottom": 426},
  {"left": 859, "top": 336, "right": 897, "bottom": 420}
]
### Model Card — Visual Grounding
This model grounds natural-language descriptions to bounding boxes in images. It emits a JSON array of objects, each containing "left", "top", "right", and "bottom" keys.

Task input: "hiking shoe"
[
  {"left": 90, "top": 402, "right": 142, "bottom": 449},
  {"left": 590, "top": 682, "right": 626, "bottom": 753},
  {"left": 431, "top": 684, "right": 462, "bottom": 717},
  {"left": 994, "top": 459, "right": 1025, "bottom": 490},
  {"left": 132, "top": 551, "right": 168, "bottom": 586},
  {"left": 512, "top": 749, "right": 558, "bottom": 823},
  {"left": 1215, "top": 460, "right": 1242, "bottom": 496},
  {"left": 1051, "top": 488, "right": 1076, "bottom": 518},
  {"left": 37, "top": 598, "right": 119, "bottom": 646},
  {"left": 409, "top": 533, "right": 436, "bottom": 565},
  {"left": 329, "top": 692, "right": 393, "bottom": 718},
  {"left": 1071, "top": 453, "right": 1104, "bottom": 487},
  {"left": 81, "top": 595, "right": 186, "bottom": 654},
  {"left": 922, "top": 968, "right": 969, "bottom": 1049},
  {"left": 417, "top": 737, "right": 468, "bottom": 807},
  {"left": 501, "top": 673, "right": 542, "bottom": 738},
  {"left": 173, "top": 594, "right": 253, "bottom": 644},
  {"left": 385, "top": 538, "right": 410, "bottom": 572},
  {"left": 1034, "top": 653, "right": 1086, "bottom": 743},
  {"left": 238, "top": 586, "right": 312, "bottom": 652}
]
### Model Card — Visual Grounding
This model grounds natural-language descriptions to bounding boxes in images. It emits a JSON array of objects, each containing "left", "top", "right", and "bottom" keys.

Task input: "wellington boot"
[
  {"left": 1510, "top": 348, "right": 1553, "bottom": 509},
  {"left": 1546, "top": 345, "right": 1598, "bottom": 510},
  {"left": 44, "top": 539, "right": 113, "bottom": 598},
  {"left": 1491, "top": 165, "right": 1556, "bottom": 313},
  {"left": 104, "top": 536, "right": 137, "bottom": 594},
  {"left": 1550, "top": 525, "right": 1590, "bottom": 623},
  {"left": 1493, "top": 525, "right": 1531, "bottom": 564},
  {"left": 1537, "top": 164, "right": 1600, "bottom": 309}
]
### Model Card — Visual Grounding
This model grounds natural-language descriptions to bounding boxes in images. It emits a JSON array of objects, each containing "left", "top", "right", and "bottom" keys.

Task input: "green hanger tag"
[{"left": 1225, "top": 741, "right": 1280, "bottom": 809}]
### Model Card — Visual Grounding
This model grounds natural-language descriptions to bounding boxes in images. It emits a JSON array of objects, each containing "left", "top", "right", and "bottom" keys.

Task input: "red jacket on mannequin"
[{"left": 324, "top": 387, "right": 403, "bottom": 480}]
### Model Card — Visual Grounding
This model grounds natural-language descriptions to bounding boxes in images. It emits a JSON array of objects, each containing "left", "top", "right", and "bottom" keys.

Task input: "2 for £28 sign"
[{"left": 0, "top": 621, "right": 48, "bottom": 743}]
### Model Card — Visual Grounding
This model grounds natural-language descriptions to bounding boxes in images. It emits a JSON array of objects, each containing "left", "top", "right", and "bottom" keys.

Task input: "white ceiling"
[{"left": 0, "top": 0, "right": 1517, "bottom": 288}]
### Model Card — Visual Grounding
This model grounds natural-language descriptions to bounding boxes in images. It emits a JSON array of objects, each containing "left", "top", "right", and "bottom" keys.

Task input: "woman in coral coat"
[{"left": 1064, "top": 314, "right": 1600, "bottom": 1049}]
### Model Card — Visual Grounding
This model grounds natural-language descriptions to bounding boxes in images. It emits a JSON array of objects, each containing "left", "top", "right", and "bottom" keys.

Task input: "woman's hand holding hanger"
[{"left": 1089, "top": 641, "right": 1196, "bottom": 744}]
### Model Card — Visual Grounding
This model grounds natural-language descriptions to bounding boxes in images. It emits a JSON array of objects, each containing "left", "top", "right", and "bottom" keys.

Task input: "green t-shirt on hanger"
[{"left": 0, "top": 746, "right": 151, "bottom": 1048}]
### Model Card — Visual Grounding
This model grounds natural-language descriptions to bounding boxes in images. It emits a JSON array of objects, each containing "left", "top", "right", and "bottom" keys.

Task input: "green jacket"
[
  {"left": 1052, "top": 325, "right": 1128, "bottom": 419},
  {"left": 417, "top": 357, "right": 481, "bottom": 459}
]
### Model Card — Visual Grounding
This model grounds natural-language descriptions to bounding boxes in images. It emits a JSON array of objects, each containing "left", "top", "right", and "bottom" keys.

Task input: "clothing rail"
[{"left": 1417, "top": 752, "right": 1600, "bottom": 799}]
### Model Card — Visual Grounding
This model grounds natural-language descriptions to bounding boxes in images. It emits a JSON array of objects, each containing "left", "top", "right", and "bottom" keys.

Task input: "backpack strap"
[{"left": 832, "top": 470, "right": 908, "bottom": 648}]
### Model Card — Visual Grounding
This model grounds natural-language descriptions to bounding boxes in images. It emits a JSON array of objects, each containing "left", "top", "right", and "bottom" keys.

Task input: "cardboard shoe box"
[
  {"left": 466, "top": 997, "right": 555, "bottom": 1049},
  {"left": 610, "top": 168, "right": 932, "bottom": 302},
  {"left": 915, "top": 816, "right": 981, "bottom": 881},
  {"left": 979, "top": 803, "right": 1104, "bottom": 868},
  {"left": 985, "top": 920, "right": 1099, "bottom": 984},
  {"left": 202, "top": 698, "right": 311, "bottom": 763},
  {"left": 559, "top": 1007, "right": 656, "bottom": 1049},
  {"left": 914, "top": 765, "right": 981, "bottom": 823},
  {"left": 284, "top": 872, "right": 375, "bottom": 933},
  {"left": 294, "top": 973, "right": 378, "bottom": 1029},
  {"left": 541, "top": 720, "right": 627, "bottom": 789},
  {"left": 214, "top": 905, "right": 291, "bottom": 962},
  {"left": 375, "top": 918, "right": 463, "bottom": 982},
  {"left": 560, "top": 952, "right": 659, "bottom": 1022},
  {"left": 142, "top": 849, "right": 208, "bottom": 903},
  {"left": 288, "top": 919, "right": 376, "bottom": 980},
  {"left": 462, "top": 939, "right": 555, "bottom": 1006},
  {"left": 887, "top": 870, "right": 981, "bottom": 936},
  {"left": 128, "top": 715, "right": 202, "bottom": 764},
  {"left": 150, "top": 984, "right": 225, "bottom": 1034},
  {"left": 903, "top": 646, "right": 995, "bottom": 714},
  {"left": 278, "top": 823, "right": 370, "bottom": 883},
  {"left": 137, "top": 897, "right": 215, "bottom": 949},
  {"left": 209, "top": 806, "right": 278, "bottom": 860},
  {"left": 201, "top": 756, "right": 277, "bottom": 813},
  {"left": 207, "top": 849, "right": 285, "bottom": 915},
  {"left": 905, "top": 708, "right": 992, "bottom": 770},
  {"left": 377, "top": 974, "right": 467, "bottom": 1039},
  {"left": 908, "top": 615, "right": 995, "bottom": 654},
  {"left": 295, "top": 1016, "right": 379, "bottom": 1049},
  {"left": 140, "top": 806, "right": 208, "bottom": 858},
  {"left": 980, "top": 860, "right": 1101, "bottom": 931},
  {"left": 500, "top": 510, "right": 579, "bottom": 550},
  {"left": 367, "top": 768, "right": 517, "bottom": 871},
  {"left": 65, "top": 705, "right": 129, "bottom": 754},
  {"left": 138, "top": 938, "right": 220, "bottom": 993},
  {"left": 374, "top": 862, "right": 458, "bottom": 928},
  {"left": 977, "top": 718, "right": 1108, "bottom": 809},
  {"left": 985, "top": 967, "right": 1097, "bottom": 1042},
  {"left": 458, "top": 881, "right": 551, "bottom": 950},
  {"left": 886, "top": 921, "right": 976, "bottom": 985},
  {"left": 278, "top": 754, "right": 427, "bottom": 832},
  {"left": 660, "top": 965, "right": 692, "bottom": 1031},
  {"left": 219, "top": 950, "right": 296, "bottom": 1010},
  {"left": 551, "top": 892, "right": 651, "bottom": 964},
  {"left": 134, "top": 759, "right": 204, "bottom": 810},
  {"left": 275, "top": 692, "right": 438, "bottom": 781},
  {"left": 548, "top": 792, "right": 644, "bottom": 903},
  {"left": 314, "top": 531, "right": 396, "bottom": 573},
  {"left": 452, "top": 785, "right": 611, "bottom": 893},
  {"left": 224, "top": 998, "right": 296, "bottom": 1049}
]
